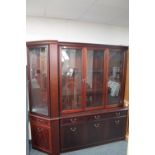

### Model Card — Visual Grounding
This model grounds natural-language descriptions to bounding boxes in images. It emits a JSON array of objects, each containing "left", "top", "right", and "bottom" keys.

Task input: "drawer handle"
[
  {"left": 37, "top": 127, "right": 42, "bottom": 132},
  {"left": 70, "top": 118, "right": 77, "bottom": 123},
  {"left": 38, "top": 119, "right": 44, "bottom": 123},
  {"left": 94, "top": 123, "right": 101, "bottom": 128},
  {"left": 115, "top": 112, "right": 121, "bottom": 117},
  {"left": 115, "top": 120, "right": 120, "bottom": 125},
  {"left": 94, "top": 115, "right": 101, "bottom": 120},
  {"left": 70, "top": 127, "right": 77, "bottom": 132}
]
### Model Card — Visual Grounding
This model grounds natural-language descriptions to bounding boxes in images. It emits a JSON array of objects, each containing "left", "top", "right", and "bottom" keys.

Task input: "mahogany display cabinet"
[{"left": 27, "top": 40, "right": 128, "bottom": 155}]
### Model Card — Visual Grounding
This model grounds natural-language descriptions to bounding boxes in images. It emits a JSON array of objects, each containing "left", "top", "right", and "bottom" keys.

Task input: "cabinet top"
[{"left": 26, "top": 40, "right": 128, "bottom": 49}]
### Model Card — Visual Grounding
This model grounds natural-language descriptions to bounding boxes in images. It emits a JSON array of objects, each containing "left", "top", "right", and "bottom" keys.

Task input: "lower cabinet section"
[
  {"left": 30, "top": 109, "right": 128, "bottom": 154},
  {"left": 60, "top": 115, "right": 127, "bottom": 152}
]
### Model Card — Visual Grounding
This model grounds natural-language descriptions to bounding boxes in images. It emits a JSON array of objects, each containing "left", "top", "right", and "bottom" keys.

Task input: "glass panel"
[
  {"left": 61, "top": 48, "right": 82, "bottom": 110},
  {"left": 86, "top": 50, "right": 104, "bottom": 107},
  {"left": 29, "top": 47, "right": 48, "bottom": 115},
  {"left": 108, "top": 50, "right": 124, "bottom": 105}
]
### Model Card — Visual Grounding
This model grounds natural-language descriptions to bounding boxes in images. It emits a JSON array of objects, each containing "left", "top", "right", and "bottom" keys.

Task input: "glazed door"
[
  {"left": 85, "top": 48, "right": 105, "bottom": 108},
  {"left": 28, "top": 46, "right": 50, "bottom": 116},
  {"left": 106, "top": 49, "right": 126, "bottom": 106},
  {"left": 60, "top": 47, "right": 83, "bottom": 113}
]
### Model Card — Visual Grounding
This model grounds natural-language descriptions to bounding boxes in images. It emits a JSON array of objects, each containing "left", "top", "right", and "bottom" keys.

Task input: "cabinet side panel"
[{"left": 49, "top": 43, "right": 59, "bottom": 117}]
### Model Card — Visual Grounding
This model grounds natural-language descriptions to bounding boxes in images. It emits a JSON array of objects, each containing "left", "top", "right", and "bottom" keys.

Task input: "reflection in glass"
[
  {"left": 86, "top": 50, "right": 104, "bottom": 107},
  {"left": 61, "top": 48, "right": 82, "bottom": 110},
  {"left": 29, "top": 47, "right": 48, "bottom": 115},
  {"left": 108, "top": 50, "right": 124, "bottom": 104}
]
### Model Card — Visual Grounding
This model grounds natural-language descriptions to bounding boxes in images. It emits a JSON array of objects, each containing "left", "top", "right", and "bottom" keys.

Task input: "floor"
[{"left": 29, "top": 140, "right": 128, "bottom": 155}]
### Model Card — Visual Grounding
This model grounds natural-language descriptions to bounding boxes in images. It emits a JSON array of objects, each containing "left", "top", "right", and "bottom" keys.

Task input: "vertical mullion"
[
  {"left": 82, "top": 47, "right": 87, "bottom": 110},
  {"left": 104, "top": 48, "right": 109, "bottom": 108},
  {"left": 121, "top": 50, "right": 128, "bottom": 104},
  {"left": 48, "top": 44, "right": 51, "bottom": 117},
  {"left": 59, "top": 47, "right": 63, "bottom": 114}
]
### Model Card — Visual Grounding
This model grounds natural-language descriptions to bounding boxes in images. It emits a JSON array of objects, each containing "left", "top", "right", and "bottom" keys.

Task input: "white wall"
[{"left": 27, "top": 16, "right": 129, "bottom": 46}]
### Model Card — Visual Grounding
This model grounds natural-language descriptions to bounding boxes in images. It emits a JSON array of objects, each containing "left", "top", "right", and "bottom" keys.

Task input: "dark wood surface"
[
  {"left": 60, "top": 109, "right": 127, "bottom": 152},
  {"left": 49, "top": 43, "right": 59, "bottom": 118},
  {"left": 51, "top": 119, "right": 60, "bottom": 155},
  {"left": 30, "top": 116, "right": 52, "bottom": 154},
  {"left": 27, "top": 40, "right": 128, "bottom": 155}
]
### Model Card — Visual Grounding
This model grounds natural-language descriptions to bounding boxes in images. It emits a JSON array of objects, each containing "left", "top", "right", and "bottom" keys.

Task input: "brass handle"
[
  {"left": 37, "top": 127, "right": 42, "bottom": 132},
  {"left": 70, "top": 127, "right": 77, "bottom": 132},
  {"left": 115, "top": 112, "right": 121, "bottom": 117},
  {"left": 115, "top": 120, "right": 120, "bottom": 125},
  {"left": 70, "top": 118, "right": 77, "bottom": 123},
  {"left": 94, "top": 115, "right": 101, "bottom": 120},
  {"left": 94, "top": 123, "right": 101, "bottom": 128},
  {"left": 38, "top": 119, "right": 43, "bottom": 123}
]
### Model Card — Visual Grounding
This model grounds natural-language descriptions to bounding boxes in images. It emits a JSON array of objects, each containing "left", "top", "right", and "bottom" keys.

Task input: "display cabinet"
[{"left": 27, "top": 40, "right": 128, "bottom": 155}]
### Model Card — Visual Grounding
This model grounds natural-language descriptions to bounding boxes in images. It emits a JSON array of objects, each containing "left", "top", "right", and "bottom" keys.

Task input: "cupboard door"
[
  {"left": 86, "top": 49, "right": 104, "bottom": 108},
  {"left": 28, "top": 46, "right": 49, "bottom": 116},
  {"left": 60, "top": 124, "right": 87, "bottom": 151},
  {"left": 60, "top": 48, "right": 83, "bottom": 111},
  {"left": 31, "top": 124, "right": 52, "bottom": 153},
  {"left": 87, "top": 121, "right": 106, "bottom": 145},
  {"left": 107, "top": 50, "right": 125, "bottom": 105},
  {"left": 107, "top": 117, "right": 126, "bottom": 140}
]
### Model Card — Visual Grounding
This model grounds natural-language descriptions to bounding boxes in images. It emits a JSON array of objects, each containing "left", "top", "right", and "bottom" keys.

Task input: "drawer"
[
  {"left": 88, "top": 114, "right": 103, "bottom": 121},
  {"left": 61, "top": 116, "right": 86, "bottom": 126},
  {"left": 87, "top": 110, "right": 127, "bottom": 122},
  {"left": 30, "top": 115, "right": 51, "bottom": 127},
  {"left": 102, "top": 110, "right": 128, "bottom": 118}
]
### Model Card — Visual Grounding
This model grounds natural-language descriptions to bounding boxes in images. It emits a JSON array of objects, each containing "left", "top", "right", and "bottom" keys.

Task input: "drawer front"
[
  {"left": 60, "top": 124, "right": 87, "bottom": 151},
  {"left": 31, "top": 124, "right": 52, "bottom": 153},
  {"left": 87, "top": 110, "right": 127, "bottom": 122},
  {"left": 104, "top": 110, "right": 127, "bottom": 118},
  {"left": 106, "top": 116, "right": 127, "bottom": 140},
  {"left": 88, "top": 114, "right": 103, "bottom": 121},
  {"left": 30, "top": 115, "right": 50, "bottom": 127},
  {"left": 61, "top": 116, "right": 86, "bottom": 126}
]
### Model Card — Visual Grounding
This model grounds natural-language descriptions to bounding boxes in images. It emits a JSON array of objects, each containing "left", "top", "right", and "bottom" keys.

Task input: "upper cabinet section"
[
  {"left": 28, "top": 46, "right": 49, "bottom": 116},
  {"left": 60, "top": 47, "right": 83, "bottom": 111},
  {"left": 27, "top": 40, "right": 127, "bottom": 116},
  {"left": 107, "top": 49, "right": 125, "bottom": 105}
]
